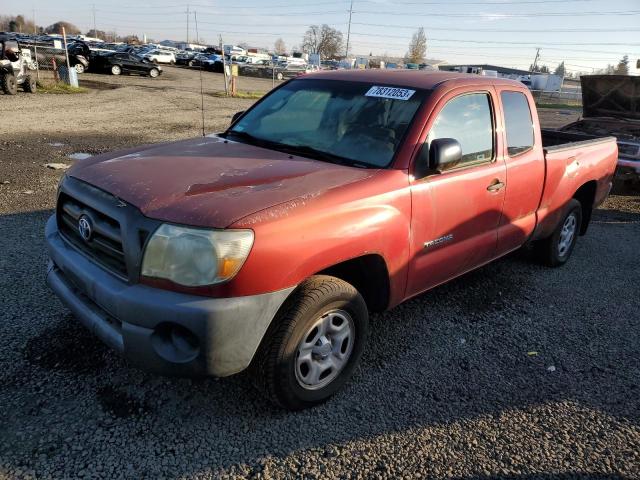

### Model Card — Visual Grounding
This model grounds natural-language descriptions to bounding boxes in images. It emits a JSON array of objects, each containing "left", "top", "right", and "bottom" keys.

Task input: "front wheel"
[
  {"left": 252, "top": 275, "right": 369, "bottom": 410},
  {"left": 1, "top": 73, "right": 17, "bottom": 95},
  {"left": 276, "top": 72, "right": 284, "bottom": 80},
  {"left": 535, "top": 198, "right": 582, "bottom": 267},
  {"left": 111, "top": 65, "right": 122, "bottom": 75},
  {"left": 75, "top": 63, "right": 85, "bottom": 74},
  {"left": 149, "top": 68, "right": 160, "bottom": 78}
]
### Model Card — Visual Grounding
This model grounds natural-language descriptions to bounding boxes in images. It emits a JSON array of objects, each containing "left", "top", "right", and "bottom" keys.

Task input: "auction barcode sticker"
[{"left": 365, "top": 86, "right": 416, "bottom": 100}]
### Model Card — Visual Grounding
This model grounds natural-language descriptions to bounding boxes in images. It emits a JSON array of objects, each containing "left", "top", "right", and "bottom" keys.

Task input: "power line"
[{"left": 350, "top": 22, "right": 640, "bottom": 33}]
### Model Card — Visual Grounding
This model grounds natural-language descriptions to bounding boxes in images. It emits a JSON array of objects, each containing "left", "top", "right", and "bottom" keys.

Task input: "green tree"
[
  {"left": 614, "top": 55, "right": 629, "bottom": 75},
  {"left": 45, "top": 21, "right": 81, "bottom": 35},
  {"left": 554, "top": 61, "right": 566, "bottom": 77},
  {"left": 406, "top": 27, "right": 427, "bottom": 64}
]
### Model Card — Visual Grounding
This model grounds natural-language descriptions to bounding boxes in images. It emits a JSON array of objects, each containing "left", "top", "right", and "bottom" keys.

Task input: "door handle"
[{"left": 487, "top": 179, "right": 505, "bottom": 192}]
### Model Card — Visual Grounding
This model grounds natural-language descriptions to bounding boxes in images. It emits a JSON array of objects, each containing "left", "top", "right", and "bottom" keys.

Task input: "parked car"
[
  {"left": 176, "top": 51, "right": 197, "bottom": 65},
  {"left": 143, "top": 49, "right": 176, "bottom": 65},
  {"left": 184, "top": 53, "right": 210, "bottom": 68},
  {"left": 202, "top": 54, "right": 224, "bottom": 72},
  {"left": 45, "top": 71, "right": 617, "bottom": 410},
  {"left": 558, "top": 75, "right": 640, "bottom": 186},
  {"left": 0, "top": 36, "right": 37, "bottom": 94},
  {"left": 91, "top": 52, "right": 162, "bottom": 77}
]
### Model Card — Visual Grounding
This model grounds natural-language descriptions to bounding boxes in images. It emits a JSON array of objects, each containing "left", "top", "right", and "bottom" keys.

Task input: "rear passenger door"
[
  {"left": 495, "top": 88, "right": 545, "bottom": 255},
  {"left": 407, "top": 88, "right": 507, "bottom": 297}
]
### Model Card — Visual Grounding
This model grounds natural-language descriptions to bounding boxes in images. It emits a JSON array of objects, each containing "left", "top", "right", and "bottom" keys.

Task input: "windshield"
[{"left": 227, "top": 79, "right": 427, "bottom": 168}]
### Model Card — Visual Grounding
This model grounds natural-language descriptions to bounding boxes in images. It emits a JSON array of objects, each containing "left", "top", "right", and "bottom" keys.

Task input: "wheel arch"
[
  {"left": 573, "top": 180, "right": 597, "bottom": 235},
  {"left": 315, "top": 254, "right": 391, "bottom": 313}
]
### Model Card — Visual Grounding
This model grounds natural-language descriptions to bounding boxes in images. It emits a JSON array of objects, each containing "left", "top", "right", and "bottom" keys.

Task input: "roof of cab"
[{"left": 299, "top": 69, "right": 526, "bottom": 90}]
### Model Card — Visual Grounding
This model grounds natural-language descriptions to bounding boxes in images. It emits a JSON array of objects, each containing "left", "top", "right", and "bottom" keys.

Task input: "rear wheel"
[
  {"left": 22, "top": 75, "right": 36, "bottom": 93},
  {"left": 188, "top": 60, "right": 195, "bottom": 67},
  {"left": 149, "top": 68, "right": 160, "bottom": 78},
  {"left": 252, "top": 275, "right": 368, "bottom": 410},
  {"left": 75, "top": 63, "right": 85, "bottom": 74},
  {"left": 276, "top": 72, "right": 284, "bottom": 80},
  {"left": 535, "top": 199, "right": 582, "bottom": 267},
  {"left": 111, "top": 65, "right": 122, "bottom": 75},
  {"left": 1, "top": 73, "right": 17, "bottom": 95}
]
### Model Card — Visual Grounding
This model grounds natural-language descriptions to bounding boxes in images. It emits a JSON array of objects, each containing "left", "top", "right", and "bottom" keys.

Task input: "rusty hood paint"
[{"left": 68, "top": 136, "right": 377, "bottom": 228}]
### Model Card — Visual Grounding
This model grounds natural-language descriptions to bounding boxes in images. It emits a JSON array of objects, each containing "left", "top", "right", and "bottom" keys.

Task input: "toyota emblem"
[{"left": 78, "top": 215, "right": 93, "bottom": 242}]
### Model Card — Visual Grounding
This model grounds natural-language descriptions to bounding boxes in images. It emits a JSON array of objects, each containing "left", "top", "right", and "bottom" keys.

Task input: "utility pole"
[
  {"left": 345, "top": 0, "right": 353, "bottom": 59},
  {"left": 33, "top": 8, "right": 39, "bottom": 81},
  {"left": 186, "top": 4, "right": 190, "bottom": 45},
  {"left": 531, "top": 47, "right": 540, "bottom": 72},
  {"left": 220, "top": 34, "right": 228, "bottom": 96},
  {"left": 92, "top": 4, "right": 97, "bottom": 39}
]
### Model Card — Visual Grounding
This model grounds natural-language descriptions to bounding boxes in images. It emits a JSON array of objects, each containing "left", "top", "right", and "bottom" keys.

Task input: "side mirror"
[
  {"left": 231, "top": 111, "right": 245, "bottom": 124},
  {"left": 429, "top": 138, "right": 462, "bottom": 172}
]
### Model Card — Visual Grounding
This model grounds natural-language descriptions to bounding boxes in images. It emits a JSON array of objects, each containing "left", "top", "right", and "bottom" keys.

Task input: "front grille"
[
  {"left": 618, "top": 142, "right": 640, "bottom": 159},
  {"left": 57, "top": 192, "right": 128, "bottom": 278}
]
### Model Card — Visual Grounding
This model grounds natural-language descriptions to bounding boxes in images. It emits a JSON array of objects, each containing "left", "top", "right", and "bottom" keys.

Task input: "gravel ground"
[{"left": 0, "top": 70, "right": 638, "bottom": 479}]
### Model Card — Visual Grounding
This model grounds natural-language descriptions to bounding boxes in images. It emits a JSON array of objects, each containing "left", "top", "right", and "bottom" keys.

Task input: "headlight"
[{"left": 141, "top": 224, "right": 254, "bottom": 287}]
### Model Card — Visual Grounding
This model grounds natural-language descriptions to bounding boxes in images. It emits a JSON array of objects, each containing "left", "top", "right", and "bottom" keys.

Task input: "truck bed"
[{"left": 541, "top": 128, "right": 616, "bottom": 153}]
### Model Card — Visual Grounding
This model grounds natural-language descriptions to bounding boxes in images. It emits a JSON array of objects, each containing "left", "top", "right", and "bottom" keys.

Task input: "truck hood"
[
  {"left": 68, "top": 136, "right": 377, "bottom": 228},
  {"left": 581, "top": 75, "right": 640, "bottom": 120}
]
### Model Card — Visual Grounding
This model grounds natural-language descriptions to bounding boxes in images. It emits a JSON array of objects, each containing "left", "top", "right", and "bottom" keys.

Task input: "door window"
[
  {"left": 501, "top": 91, "right": 534, "bottom": 156},
  {"left": 429, "top": 93, "right": 494, "bottom": 166}
]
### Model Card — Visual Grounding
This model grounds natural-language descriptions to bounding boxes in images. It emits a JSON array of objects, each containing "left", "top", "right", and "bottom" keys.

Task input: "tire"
[
  {"left": 535, "top": 199, "right": 582, "bottom": 267},
  {"left": 75, "top": 63, "right": 85, "bottom": 74},
  {"left": 1, "top": 73, "right": 17, "bottom": 95},
  {"left": 252, "top": 275, "right": 369, "bottom": 410},
  {"left": 22, "top": 75, "right": 36, "bottom": 93},
  {"left": 149, "top": 68, "right": 160, "bottom": 78},
  {"left": 111, "top": 65, "right": 122, "bottom": 75},
  {"left": 276, "top": 72, "right": 284, "bottom": 81},
  {"left": 170, "top": 60, "right": 175, "bottom": 65},
  {"left": 188, "top": 60, "right": 195, "bottom": 67}
]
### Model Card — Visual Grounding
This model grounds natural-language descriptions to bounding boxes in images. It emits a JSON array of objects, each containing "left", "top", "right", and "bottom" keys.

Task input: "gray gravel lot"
[{"left": 0, "top": 68, "right": 638, "bottom": 479}]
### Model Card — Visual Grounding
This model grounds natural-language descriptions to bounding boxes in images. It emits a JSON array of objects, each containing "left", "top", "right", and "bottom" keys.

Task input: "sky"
[{"left": 3, "top": 0, "right": 640, "bottom": 74}]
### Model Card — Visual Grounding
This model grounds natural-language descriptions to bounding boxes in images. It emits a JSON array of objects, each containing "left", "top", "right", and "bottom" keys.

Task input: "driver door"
[{"left": 406, "top": 88, "right": 507, "bottom": 297}]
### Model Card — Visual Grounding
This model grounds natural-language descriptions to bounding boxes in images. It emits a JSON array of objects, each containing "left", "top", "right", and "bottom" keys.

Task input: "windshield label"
[{"left": 365, "top": 86, "right": 416, "bottom": 100}]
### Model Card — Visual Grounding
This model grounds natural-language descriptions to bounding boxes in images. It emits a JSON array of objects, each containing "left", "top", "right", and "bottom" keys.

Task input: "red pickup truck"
[{"left": 46, "top": 71, "right": 617, "bottom": 410}]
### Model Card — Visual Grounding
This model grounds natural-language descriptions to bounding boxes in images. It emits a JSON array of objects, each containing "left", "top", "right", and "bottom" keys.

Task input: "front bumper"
[
  {"left": 617, "top": 158, "right": 640, "bottom": 178},
  {"left": 45, "top": 215, "right": 294, "bottom": 377}
]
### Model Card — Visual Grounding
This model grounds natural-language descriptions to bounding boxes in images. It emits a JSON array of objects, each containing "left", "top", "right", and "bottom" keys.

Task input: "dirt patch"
[
  {"left": 23, "top": 318, "right": 108, "bottom": 374},
  {"left": 78, "top": 79, "right": 122, "bottom": 90},
  {"left": 96, "top": 385, "right": 153, "bottom": 418}
]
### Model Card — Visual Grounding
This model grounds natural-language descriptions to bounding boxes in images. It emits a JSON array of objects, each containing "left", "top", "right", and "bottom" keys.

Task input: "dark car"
[{"left": 91, "top": 52, "right": 162, "bottom": 77}]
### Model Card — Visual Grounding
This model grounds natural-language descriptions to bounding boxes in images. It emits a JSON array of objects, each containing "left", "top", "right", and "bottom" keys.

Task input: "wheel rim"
[
  {"left": 112, "top": 66, "right": 120, "bottom": 74},
  {"left": 295, "top": 309, "right": 355, "bottom": 390},
  {"left": 558, "top": 213, "right": 577, "bottom": 257},
  {"left": 150, "top": 69, "right": 158, "bottom": 77}
]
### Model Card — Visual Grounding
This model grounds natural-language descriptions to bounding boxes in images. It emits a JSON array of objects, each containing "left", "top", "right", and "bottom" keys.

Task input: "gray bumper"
[{"left": 45, "top": 215, "right": 295, "bottom": 377}]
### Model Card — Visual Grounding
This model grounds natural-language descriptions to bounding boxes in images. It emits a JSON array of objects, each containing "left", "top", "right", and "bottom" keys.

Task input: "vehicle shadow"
[{"left": 0, "top": 201, "right": 638, "bottom": 477}]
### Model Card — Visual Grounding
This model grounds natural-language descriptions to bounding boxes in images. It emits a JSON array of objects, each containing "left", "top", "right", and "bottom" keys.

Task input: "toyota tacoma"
[{"left": 46, "top": 71, "right": 618, "bottom": 410}]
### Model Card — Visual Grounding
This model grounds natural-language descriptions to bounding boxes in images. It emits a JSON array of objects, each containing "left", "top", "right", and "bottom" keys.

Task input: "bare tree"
[
  {"left": 302, "top": 24, "right": 343, "bottom": 59},
  {"left": 406, "top": 27, "right": 427, "bottom": 64},
  {"left": 274, "top": 38, "right": 287, "bottom": 55}
]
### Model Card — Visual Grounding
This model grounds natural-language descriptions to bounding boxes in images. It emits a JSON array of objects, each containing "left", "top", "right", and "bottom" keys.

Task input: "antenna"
[{"left": 194, "top": 11, "right": 205, "bottom": 137}]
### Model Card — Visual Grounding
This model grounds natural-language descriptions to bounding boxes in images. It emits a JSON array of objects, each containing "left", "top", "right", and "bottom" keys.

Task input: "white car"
[{"left": 143, "top": 50, "right": 176, "bottom": 65}]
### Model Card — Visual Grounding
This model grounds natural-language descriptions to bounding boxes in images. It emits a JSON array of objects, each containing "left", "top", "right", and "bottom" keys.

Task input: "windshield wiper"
[
  {"left": 224, "top": 131, "right": 371, "bottom": 168},
  {"left": 270, "top": 144, "right": 370, "bottom": 168}
]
